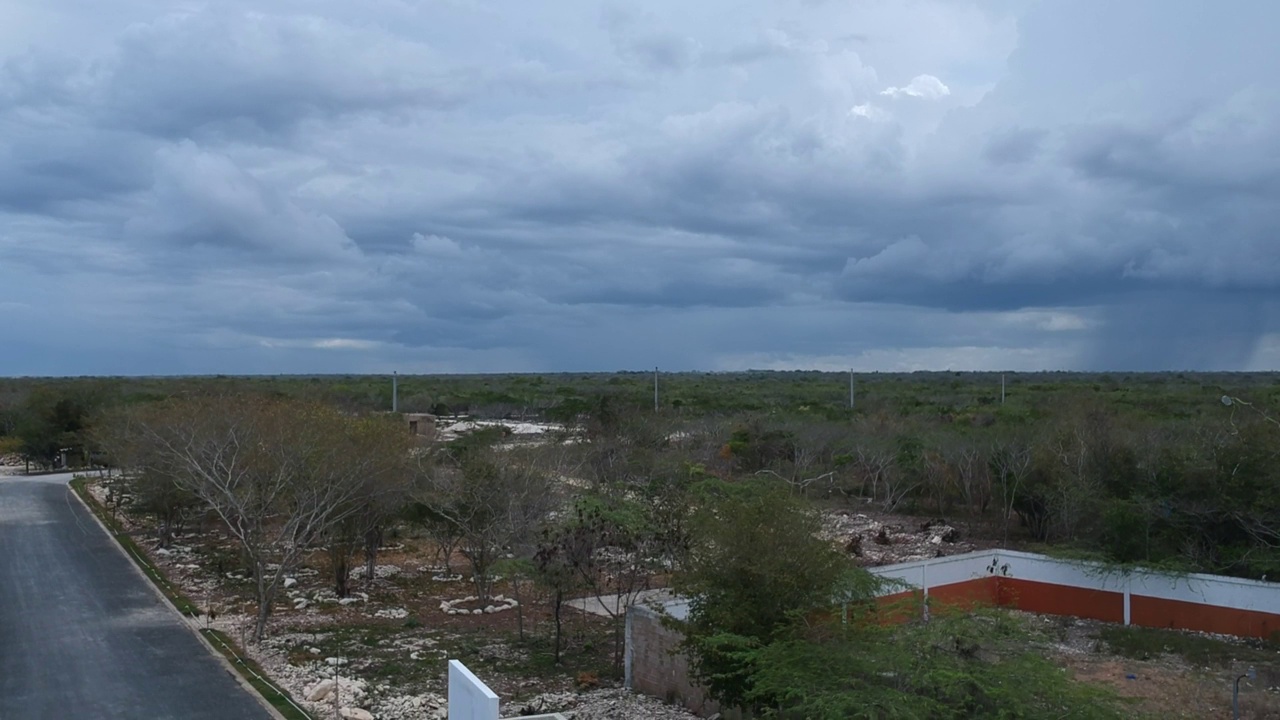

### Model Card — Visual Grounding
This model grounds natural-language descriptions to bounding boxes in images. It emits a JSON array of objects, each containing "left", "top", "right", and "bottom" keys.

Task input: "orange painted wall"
[
  {"left": 1130, "top": 595, "right": 1280, "bottom": 639},
  {"left": 997, "top": 578, "right": 1126, "bottom": 624},
  {"left": 929, "top": 577, "right": 999, "bottom": 608},
  {"left": 874, "top": 590, "right": 924, "bottom": 624},
  {"left": 868, "top": 560, "right": 1280, "bottom": 640},
  {"left": 873, "top": 579, "right": 999, "bottom": 623}
]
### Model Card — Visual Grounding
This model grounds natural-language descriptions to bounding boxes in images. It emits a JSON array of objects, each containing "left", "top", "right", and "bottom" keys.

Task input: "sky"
[{"left": 1, "top": 0, "right": 1278, "bottom": 375}]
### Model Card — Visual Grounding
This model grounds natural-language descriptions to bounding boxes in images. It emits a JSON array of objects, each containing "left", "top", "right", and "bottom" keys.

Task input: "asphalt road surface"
[{"left": 0, "top": 473, "right": 274, "bottom": 719}]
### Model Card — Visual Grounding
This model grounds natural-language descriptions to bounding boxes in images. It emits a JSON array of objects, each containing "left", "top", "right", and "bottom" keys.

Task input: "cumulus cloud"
[
  {"left": 879, "top": 74, "right": 951, "bottom": 99},
  {"left": 125, "top": 141, "right": 360, "bottom": 261},
  {"left": 850, "top": 103, "right": 890, "bottom": 121},
  {"left": 602, "top": 6, "right": 701, "bottom": 72},
  {"left": 0, "top": 0, "right": 1277, "bottom": 373}
]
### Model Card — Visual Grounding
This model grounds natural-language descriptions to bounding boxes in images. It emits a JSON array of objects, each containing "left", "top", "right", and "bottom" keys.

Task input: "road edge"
[{"left": 65, "top": 475, "right": 296, "bottom": 720}]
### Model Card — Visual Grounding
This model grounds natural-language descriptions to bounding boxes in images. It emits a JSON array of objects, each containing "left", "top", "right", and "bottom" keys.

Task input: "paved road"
[{"left": 0, "top": 473, "right": 274, "bottom": 719}]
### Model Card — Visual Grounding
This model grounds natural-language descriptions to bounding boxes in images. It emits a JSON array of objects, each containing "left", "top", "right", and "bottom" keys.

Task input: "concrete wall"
[
  {"left": 448, "top": 660, "right": 500, "bottom": 720},
  {"left": 626, "top": 549, "right": 1280, "bottom": 716},
  {"left": 989, "top": 550, "right": 1280, "bottom": 637},
  {"left": 866, "top": 549, "right": 1280, "bottom": 637},
  {"left": 625, "top": 604, "right": 723, "bottom": 718}
]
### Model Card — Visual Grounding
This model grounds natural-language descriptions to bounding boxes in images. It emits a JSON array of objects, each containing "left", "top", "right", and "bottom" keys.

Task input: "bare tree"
[
  {"left": 852, "top": 445, "right": 896, "bottom": 504},
  {"left": 952, "top": 444, "right": 992, "bottom": 516},
  {"left": 416, "top": 440, "right": 559, "bottom": 602},
  {"left": 544, "top": 498, "right": 678, "bottom": 672},
  {"left": 322, "top": 416, "right": 412, "bottom": 596},
  {"left": 533, "top": 528, "right": 587, "bottom": 665},
  {"left": 921, "top": 446, "right": 956, "bottom": 515},
  {"left": 990, "top": 436, "right": 1033, "bottom": 543},
  {"left": 90, "top": 405, "right": 202, "bottom": 544},
  {"left": 1048, "top": 428, "right": 1103, "bottom": 542},
  {"left": 139, "top": 396, "right": 392, "bottom": 641}
]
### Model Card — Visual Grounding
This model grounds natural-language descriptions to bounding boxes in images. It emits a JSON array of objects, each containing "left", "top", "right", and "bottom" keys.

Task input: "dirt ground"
[
  {"left": 85, "top": 478, "right": 676, "bottom": 719},
  {"left": 1019, "top": 611, "right": 1280, "bottom": 719},
  {"left": 84, "top": 479, "right": 1280, "bottom": 719}
]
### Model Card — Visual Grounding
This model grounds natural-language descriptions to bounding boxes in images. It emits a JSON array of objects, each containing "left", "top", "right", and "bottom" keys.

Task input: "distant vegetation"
[{"left": 2, "top": 370, "right": 1278, "bottom": 582}]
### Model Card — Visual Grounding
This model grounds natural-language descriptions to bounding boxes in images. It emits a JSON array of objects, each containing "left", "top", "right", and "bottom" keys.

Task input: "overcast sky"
[{"left": 1, "top": 0, "right": 1277, "bottom": 375}]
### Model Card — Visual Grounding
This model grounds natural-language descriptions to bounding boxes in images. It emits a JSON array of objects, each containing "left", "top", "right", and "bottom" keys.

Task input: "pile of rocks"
[
  {"left": 372, "top": 692, "right": 447, "bottom": 720},
  {"left": 304, "top": 675, "right": 367, "bottom": 703},
  {"left": 372, "top": 607, "right": 410, "bottom": 620},
  {"left": 351, "top": 564, "right": 402, "bottom": 581},
  {"left": 439, "top": 594, "right": 518, "bottom": 616},
  {"left": 561, "top": 688, "right": 699, "bottom": 719},
  {"left": 390, "top": 635, "right": 444, "bottom": 662},
  {"left": 302, "top": 676, "right": 382, "bottom": 720},
  {"left": 822, "top": 511, "right": 974, "bottom": 565},
  {"left": 290, "top": 588, "right": 369, "bottom": 611},
  {"left": 505, "top": 691, "right": 577, "bottom": 716}
]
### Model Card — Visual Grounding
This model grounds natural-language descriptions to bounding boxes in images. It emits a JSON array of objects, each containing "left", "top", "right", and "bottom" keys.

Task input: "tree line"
[{"left": 9, "top": 378, "right": 1278, "bottom": 583}]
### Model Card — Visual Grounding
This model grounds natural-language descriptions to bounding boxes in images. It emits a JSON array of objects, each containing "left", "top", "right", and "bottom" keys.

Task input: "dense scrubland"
[
  {"left": 5, "top": 371, "right": 1278, "bottom": 579},
  {"left": 3, "top": 371, "right": 1278, "bottom": 718}
]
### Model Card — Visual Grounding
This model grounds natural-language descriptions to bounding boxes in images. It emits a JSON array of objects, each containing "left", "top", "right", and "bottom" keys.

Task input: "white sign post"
[{"left": 448, "top": 660, "right": 500, "bottom": 720}]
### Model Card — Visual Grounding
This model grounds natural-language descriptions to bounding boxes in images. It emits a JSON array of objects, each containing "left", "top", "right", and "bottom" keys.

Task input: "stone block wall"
[{"left": 624, "top": 605, "right": 722, "bottom": 718}]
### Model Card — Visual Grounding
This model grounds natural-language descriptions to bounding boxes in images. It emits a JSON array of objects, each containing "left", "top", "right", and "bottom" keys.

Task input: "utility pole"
[
  {"left": 654, "top": 366, "right": 659, "bottom": 412},
  {"left": 849, "top": 369, "right": 855, "bottom": 410},
  {"left": 392, "top": 371, "right": 398, "bottom": 413},
  {"left": 333, "top": 668, "right": 341, "bottom": 719},
  {"left": 1001, "top": 374, "right": 1005, "bottom": 405}
]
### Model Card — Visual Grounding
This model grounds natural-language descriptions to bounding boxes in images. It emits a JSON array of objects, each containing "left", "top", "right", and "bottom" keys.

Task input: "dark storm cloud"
[
  {"left": 983, "top": 127, "right": 1044, "bottom": 165},
  {"left": 1086, "top": 291, "right": 1273, "bottom": 372},
  {"left": 1, "top": 10, "right": 471, "bottom": 139},
  {"left": 0, "top": 0, "right": 1277, "bottom": 373}
]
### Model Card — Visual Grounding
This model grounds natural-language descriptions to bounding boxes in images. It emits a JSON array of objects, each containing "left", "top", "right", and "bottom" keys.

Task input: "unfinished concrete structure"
[{"left": 403, "top": 413, "right": 438, "bottom": 440}]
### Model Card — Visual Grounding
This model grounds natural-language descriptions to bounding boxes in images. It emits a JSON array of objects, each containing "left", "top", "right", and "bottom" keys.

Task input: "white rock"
[
  {"left": 338, "top": 597, "right": 358, "bottom": 606},
  {"left": 309, "top": 647, "right": 322, "bottom": 655},
  {"left": 306, "top": 679, "right": 336, "bottom": 701},
  {"left": 339, "top": 708, "right": 373, "bottom": 720},
  {"left": 283, "top": 577, "right": 297, "bottom": 588},
  {"left": 325, "top": 657, "right": 348, "bottom": 666}
]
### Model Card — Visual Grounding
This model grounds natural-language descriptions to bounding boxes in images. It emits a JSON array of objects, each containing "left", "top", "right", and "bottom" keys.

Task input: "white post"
[
  {"left": 1123, "top": 577, "right": 1132, "bottom": 626},
  {"left": 1001, "top": 374, "right": 1005, "bottom": 404},
  {"left": 921, "top": 560, "right": 930, "bottom": 622},
  {"left": 392, "top": 371, "right": 399, "bottom": 413},
  {"left": 653, "top": 366, "right": 659, "bottom": 412},
  {"left": 849, "top": 369, "right": 855, "bottom": 410}
]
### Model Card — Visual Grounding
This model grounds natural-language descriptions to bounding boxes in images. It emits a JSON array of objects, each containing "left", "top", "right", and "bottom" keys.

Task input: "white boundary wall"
[
  {"left": 867, "top": 551, "right": 993, "bottom": 599},
  {"left": 867, "top": 549, "right": 1280, "bottom": 624},
  {"left": 449, "top": 660, "right": 500, "bottom": 720},
  {"left": 651, "top": 549, "right": 1280, "bottom": 629},
  {"left": 989, "top": 549, "right": 1280, "bottom": 614}
]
